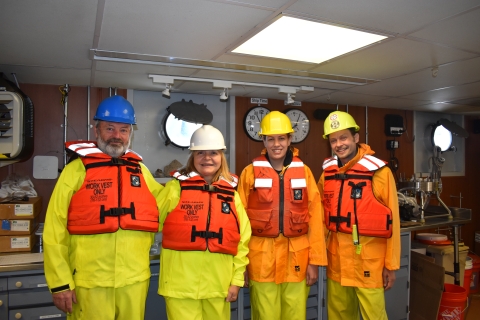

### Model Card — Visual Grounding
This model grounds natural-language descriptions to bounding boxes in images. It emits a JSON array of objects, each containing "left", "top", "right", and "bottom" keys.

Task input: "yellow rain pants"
[
  {"left": 70, "top": 280, "right": 149, "bottom": 320},
  {"left": 327, "top": 278, "right": 387, "bottom": 320},
  {"left": 164, "top": 296, "right": 231, "bottom": 320},
  {"left": 249, "top": 279, "right": 310, "bottom": 320}
]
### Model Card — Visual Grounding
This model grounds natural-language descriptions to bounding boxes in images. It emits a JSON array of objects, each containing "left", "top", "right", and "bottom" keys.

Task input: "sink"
[{"left": 423, "top": 205, "right": 471, "bottom": 220}]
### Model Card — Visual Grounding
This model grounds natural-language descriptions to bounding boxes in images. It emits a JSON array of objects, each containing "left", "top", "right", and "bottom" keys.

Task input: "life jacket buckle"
[{"left": 202, "top": 184, "right": 217, "bottom": 192}]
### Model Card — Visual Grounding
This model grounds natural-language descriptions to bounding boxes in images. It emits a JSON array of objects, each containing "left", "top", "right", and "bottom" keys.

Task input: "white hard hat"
[{"left": 189, "top": 125, "right": 226, "bottom": 150}]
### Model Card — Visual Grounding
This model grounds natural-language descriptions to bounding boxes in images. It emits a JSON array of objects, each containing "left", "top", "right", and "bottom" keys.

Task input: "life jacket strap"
[
  {"left": 181, "top": 185, "right": 235, "bottom": 196},
  {"left": 85, "top": 158, "right": 140, "bottom": 170},
  {"left": 325, "top": 173, "right": 373, "bottom": 181},
  {"left": 100, "top": 202, "right": 136, "bottom": 223},
  {"left": 329, "top": 213, "right": 351, "bottom": 227},
  {"left": 191, "top": 226, "right": 224, "bottom": 244}
]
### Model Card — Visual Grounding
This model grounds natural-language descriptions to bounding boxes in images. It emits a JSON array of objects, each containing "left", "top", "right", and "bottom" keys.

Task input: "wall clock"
[
  {"left": 285, "top": 109, "right": 310, "bottom": 143},
  {"left": 244, "top": 106, "right": 270, "bottom": 141}
]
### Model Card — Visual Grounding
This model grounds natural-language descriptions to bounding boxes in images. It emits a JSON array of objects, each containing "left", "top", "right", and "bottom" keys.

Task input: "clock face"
[
  {"left": 244, "top": 106, "right": 270, "bottom": 141},
  {"left": 285, "top": 109, "right": 310, "bottom": 143},
  {"left": 163, "top": 112, "right": 202, "bottom": 148}
]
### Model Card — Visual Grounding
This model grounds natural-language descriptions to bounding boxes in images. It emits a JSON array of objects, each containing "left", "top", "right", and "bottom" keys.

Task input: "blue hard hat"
[{"left": 93, "top": 95, "right": 136, "bottom": 124}]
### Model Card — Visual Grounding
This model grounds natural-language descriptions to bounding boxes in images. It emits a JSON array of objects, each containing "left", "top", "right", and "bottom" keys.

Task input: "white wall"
[{"left": 128, "top": 90, "right": 235, "bottom": 176}]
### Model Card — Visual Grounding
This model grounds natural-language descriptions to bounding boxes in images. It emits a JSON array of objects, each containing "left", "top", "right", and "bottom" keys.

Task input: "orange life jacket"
[
  {"left": 322, "top": 155, "right": 393, "bottom": 238},
  {"left": 162, "top": 172, "right": 241, "bottom": 256},
  {"left": 66, "top": 141, "right": 159, "bottom": 234},
  {"left": 247, "top": 155, "right": 309, "bottom": 238}
]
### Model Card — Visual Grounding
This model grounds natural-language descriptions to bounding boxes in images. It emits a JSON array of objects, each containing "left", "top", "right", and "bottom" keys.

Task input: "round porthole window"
[
  {"left": 432, "top": 124, "right": 452, "bottom": 152},
  {"left": 163, "top": 112, "right": 202, "bottom": 149}
]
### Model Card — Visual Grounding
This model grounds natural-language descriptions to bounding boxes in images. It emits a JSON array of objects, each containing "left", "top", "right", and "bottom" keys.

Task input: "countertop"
[{"left": 0, "top": 248, "right": 161, "bottom": 274}]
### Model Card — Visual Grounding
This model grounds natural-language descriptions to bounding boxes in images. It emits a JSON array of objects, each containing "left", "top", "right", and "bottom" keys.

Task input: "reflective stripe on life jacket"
[
  {"left": 322, "top": 155, "right": 393, "bottom": 238},
  {"left": 66, "top": 141, "right": 159, "bottom": 234},
  {"left": 162, "top": 172, "right": 241, "bottom": 256},
  {"left": 247, "top": 155, "right": 309, "bottom": 238}
]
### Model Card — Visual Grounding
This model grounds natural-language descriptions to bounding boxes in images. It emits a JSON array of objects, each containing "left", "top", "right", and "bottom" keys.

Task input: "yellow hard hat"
[
  {"left": 259, "top": 111, "right": 294, "bottom": 137},
  {"left": 323, "top": 111, "right": 360, "bottom": 139}
]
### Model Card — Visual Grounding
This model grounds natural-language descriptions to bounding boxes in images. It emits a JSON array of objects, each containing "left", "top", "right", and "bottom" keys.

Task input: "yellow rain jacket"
[
  {"left": 157, "top": 179, "right": 251, "bottom": 299},
  {"left": 238, "top": 148, "right": 327, "bottom": 284},
  {"left": 44, "top": 158, "right": 163, "bottom": 292},
  {"left": 317, "top": 143, "right": 400, "bottom": 289}
]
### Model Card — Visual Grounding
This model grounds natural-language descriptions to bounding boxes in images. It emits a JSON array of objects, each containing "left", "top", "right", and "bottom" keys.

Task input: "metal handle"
[
  {"left": 15, "top": 281, "right": 22, "bottom": 288},
  {"left": 15, "top": 312, "right": 22, "bottom": 319},
  {"left": 0, "top": 300, "right": 3, "bottom": 306}
]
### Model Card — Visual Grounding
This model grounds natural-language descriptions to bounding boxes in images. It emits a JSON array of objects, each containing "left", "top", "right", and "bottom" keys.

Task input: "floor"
[{"left": 465, "top": 293, "right": 480, "bottom": 320}]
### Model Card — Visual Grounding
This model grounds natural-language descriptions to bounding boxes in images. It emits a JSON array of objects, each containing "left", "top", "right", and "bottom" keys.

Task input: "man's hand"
[
  {"left": 306, "top": 264, "right": 319, "bottom": 286},
  {"left": 52, "top": 289, "right": 77, "bottom": 314},
  {"left": 226, "top": 285, "right": 241, "bottom": 302},
  {"left": 382, "top": 267, "right": 396, "bottom": 291}
]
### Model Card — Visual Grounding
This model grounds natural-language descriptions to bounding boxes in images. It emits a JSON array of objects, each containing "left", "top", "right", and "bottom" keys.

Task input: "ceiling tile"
[
  {"left": 409, "top": 7, "right": 480, "bottom": 53},
  {"left": 310, "top": 38, "right": 475, "bottom": 79},
  {"left": 312, "top": 91, "right": 389, "bottom": 106},
  {"left": 365, "top": 97, "right": 428, "bottom": 110},
  {"left": 346, "top": 56, "right": 480, "bottom": 97},
  {"left": 415, "top": 102, "right": 480, "bottom": 113},
  {"left": 0, "top": 65, "right": 91, "bottom": 86},
  {"left": 0, "top": 0, "right": 97, "bottom": 68},
  {"left": 100, "top": 0, "right": 272, "bottom": 59},
  {"left": 404, "top": 81, "right": 480, "bottom": 102},
  {"left": 287, "top": 0, "right": 480, "bottom": 34}
]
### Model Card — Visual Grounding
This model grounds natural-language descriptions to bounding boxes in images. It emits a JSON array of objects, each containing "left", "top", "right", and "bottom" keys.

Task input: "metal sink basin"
[{"left": 423, "top": 205, "right": 471, "bottom": 220}]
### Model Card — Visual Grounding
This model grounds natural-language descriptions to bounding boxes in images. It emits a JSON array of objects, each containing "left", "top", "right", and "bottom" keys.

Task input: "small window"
[
  {"left": 432, "top": 124, "right": 452, "bottom": 152},
  {"left": 164, "top": 112, "right": 202, "bottom": 149}
]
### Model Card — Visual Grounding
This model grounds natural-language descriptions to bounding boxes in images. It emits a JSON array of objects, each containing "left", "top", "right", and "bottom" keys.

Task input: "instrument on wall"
[{"left": 0, "top": 73, "right": 34, "bottom": 166}]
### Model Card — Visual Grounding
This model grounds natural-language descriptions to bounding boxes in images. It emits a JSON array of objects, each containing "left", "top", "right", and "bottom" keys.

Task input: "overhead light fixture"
[
  {"left": 232, "top": 15, "right": 388, "bottom": 64},
  {"left": 149, "top": 75, "right": 314, "bottom": 100},
  {"left": 162, "top": 84, "right": 171, "bottom": 98},
  {"left": 220, "top": 88, "right": 228, "bottom": 101},
  {"left": 150, "top": 75, "right": 175, "bottom": 99},
  {"left": 286, "top": 93, "right": 295, "bottom": 105}
]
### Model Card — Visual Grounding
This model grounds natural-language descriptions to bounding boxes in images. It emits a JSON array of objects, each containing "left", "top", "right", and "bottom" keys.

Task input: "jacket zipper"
[
  {"left": 117, "top": 166, "right": 121, "bottom": 207},
  {"left": 279, "top": 173, "right": 284, "bottom": 235},
  {"left": 336, "top": 180, "right": 345, "bottom": 231},
  {"left": 205, "top": 188, "right": 211, "bottom": 250}
]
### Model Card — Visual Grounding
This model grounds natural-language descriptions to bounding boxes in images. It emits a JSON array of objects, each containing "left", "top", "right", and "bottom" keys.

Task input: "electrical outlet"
[{"left": 387, "top": 140, "right": 399, "bottom": 149}]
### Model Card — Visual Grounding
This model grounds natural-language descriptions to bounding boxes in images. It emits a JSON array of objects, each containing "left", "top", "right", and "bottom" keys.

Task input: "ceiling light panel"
[{"left": 232, "top": 16, "right": 387, "bottom": 64}]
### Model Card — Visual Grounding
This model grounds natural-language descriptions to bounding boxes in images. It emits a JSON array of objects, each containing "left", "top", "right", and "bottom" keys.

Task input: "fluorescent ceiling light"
[{"left": 232, "top": 16, "right": 387, "bottom": 64}]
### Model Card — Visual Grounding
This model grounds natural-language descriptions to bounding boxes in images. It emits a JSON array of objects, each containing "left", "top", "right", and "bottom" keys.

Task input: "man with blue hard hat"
[{"left": 43, "top": 95, "right": 163, "bottom": 319}]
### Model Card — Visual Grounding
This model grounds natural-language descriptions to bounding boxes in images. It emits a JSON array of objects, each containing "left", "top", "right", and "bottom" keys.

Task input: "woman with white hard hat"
[{"left": 156, "top": 125, "right": 251, "bottom": 320}]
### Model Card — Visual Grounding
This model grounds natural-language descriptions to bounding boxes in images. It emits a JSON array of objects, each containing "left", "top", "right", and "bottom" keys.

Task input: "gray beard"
[{"left": 97, "top": 136, "right": 130, "bottom": 158}]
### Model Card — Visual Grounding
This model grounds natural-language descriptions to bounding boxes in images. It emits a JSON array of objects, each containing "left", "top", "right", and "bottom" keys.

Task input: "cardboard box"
[
  {"left": 0, "top": 197, "right": 42, "bottom": 220},
  {"left": 412, "top": 241, "right": 469, "bottom": 286},
  {"left": 0, "top": 217, "right": 39, "bottom": 235},
  {"left": 0, "top": 233, "right": 36, "bottom": 253},
  {"left": 410, "top": 251, "right": 445, "bottom": 320}
]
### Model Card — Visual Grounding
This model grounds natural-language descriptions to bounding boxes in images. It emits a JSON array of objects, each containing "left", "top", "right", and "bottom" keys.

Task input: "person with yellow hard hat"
[
  {"left": 318, "top": 111, "right": 400, "bottom": 320},
  {"left": 237, "top": 111, "right": 327, "bottom": 320},
  {"left": 157, "top": 125, "right": 251, "bottom": 320}
]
